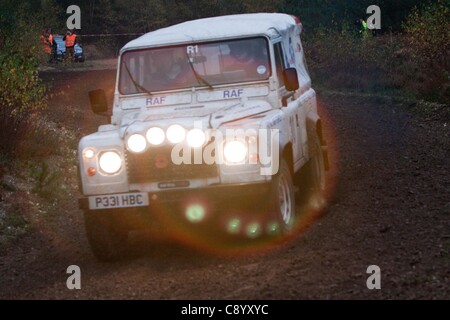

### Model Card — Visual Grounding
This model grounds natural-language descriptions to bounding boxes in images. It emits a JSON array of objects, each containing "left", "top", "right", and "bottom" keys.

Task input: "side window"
[{"left": 274, "top": 42, "right": 286, "bottom": 88}]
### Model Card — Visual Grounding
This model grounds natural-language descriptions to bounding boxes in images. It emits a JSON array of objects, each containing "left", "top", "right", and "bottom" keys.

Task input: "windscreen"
[{"left": 119, "top": 37, "right": 271, "bottom": 95}]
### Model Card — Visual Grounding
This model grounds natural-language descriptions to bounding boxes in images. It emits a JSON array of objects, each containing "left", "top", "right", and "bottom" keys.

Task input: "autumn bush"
[
  {"left": 400, "top": 0, "right": 449, "bottom": 101},
  {"left": 0, "top": 3, "right": 47, "bottom": 157},
  {"left": 304, "top": 0, "right": 449, "bottom": 103},
  {"left": 304, "top": 26, "right": 391, "bottom": 93}
]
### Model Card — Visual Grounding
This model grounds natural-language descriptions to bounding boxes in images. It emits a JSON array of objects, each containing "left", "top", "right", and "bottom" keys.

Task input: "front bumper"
[
  {"left": 79, "top": 182, "right": 272, "bottom": 237},
  {"left": 78, "top": 182, "right": 271, "bottom": 211}
]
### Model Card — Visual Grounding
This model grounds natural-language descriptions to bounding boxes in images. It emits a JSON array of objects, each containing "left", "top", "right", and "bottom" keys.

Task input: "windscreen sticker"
[{"left": 257, "top": 65, "right": 267, "bottom": 75}]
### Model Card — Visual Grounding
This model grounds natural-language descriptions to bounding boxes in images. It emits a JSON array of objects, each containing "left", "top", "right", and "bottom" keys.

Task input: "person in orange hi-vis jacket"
[
  {"left": 40, "top": 29, "right": 52, "bottom": 60},
  {"left": 63, "top": 29, "right": 77, "bottom": 62}
]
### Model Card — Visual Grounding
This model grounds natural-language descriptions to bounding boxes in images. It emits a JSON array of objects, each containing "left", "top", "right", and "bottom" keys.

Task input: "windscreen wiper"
[
  {"left": 123, "top": 62, "right": 153, "bottom": 96},
  {"left": 186, "top": 53, "right": 213, "bottom": 90}
]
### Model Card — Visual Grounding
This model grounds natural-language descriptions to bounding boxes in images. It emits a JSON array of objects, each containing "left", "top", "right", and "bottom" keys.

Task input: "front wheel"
[
  {"left": 268, "top": 159, "right": 296, "bottom": 235},
  {"left": 84, "top": 210, "right": 128, "bottom": 262}
]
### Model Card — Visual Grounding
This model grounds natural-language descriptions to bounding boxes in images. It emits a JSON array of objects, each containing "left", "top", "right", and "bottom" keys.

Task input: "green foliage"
[
  {"left": 0, "top": 207, "right": 29, "bottom": 248},
  {"left": 0, "top": 1, "right": 48, "bottom": 156},
  {"left": 112, "top": 0, "right": 168, "bottom": 34},
  {"left": 401, "top": 0, "right": 450, "bottom": 100},
  {"left": 39, "top": 0, "right": 65, "bottom": 32},
  {"left": 301, "top": 0, "right": 449, "bottom": 103},
  {"left": 278, "top": 0, "right": 436, "bottom": 31},
  {"left": 304, "top": 26, "right": 389, "bottom": 92},
  {"left": 30, "top": 161, "right": 61, "bottom": 199},
  {"left": 54, "top": 0, "right": 282, "bottom": 34}
]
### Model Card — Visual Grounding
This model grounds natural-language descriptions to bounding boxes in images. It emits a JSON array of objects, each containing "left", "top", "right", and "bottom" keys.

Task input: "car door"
[{"left": 273, "top": 41, "right": 304, "bottom": 170}]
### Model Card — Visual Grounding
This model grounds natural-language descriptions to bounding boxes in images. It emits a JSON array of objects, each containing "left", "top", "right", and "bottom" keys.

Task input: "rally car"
[{"left": 78, "top": 13, "right": 328, "bottom": 261}]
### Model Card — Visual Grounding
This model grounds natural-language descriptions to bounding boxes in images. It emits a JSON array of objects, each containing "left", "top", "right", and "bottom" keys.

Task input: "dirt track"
[{"left": 0, "top": 66, "right": 448, "bottom": 300}]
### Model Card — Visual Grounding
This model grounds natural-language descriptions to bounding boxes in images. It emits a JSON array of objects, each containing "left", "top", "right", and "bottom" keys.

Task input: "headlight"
[
  {"left": 99, "top": 151, "right": 122, "bottom": 174},
  {"left": 224, "top": 140, "right": 247, "bottom": 163},
  {"left": 167, "top": 124, "right": 186, "bottom": 144},
  {"left": 187, "top": 129, "right": 206, "bottom": 148},
  {"left": 127, "top": 134, "right": 147, "bottom": 153},
  {"left": 146, "top": 127, "right": 165, "bottom": 146}
]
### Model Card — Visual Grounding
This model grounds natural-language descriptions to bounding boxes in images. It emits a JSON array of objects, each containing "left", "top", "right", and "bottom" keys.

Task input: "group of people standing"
[{"left": 40, "top": 28, "right": 78, "bottom": 63}]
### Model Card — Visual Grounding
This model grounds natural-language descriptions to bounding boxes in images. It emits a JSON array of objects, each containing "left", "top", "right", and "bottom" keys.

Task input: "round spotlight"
[
  {"left": 187, "top": 128, "right": 206, "bottom": 148},
  {"left": 146, "top": 127, "right": 165, "bottom": 146},
  {"left": 224, "top": 140, "right": 247, "bottom": 163},
  {"left": 127, "top": 134, "right": 147, "bottom": 153},
  {"left": 99, "top": 151, "right": 122, "bottom": 174},
  {"left": 167, "top": 124, "right": 186, "bottom": 144}
]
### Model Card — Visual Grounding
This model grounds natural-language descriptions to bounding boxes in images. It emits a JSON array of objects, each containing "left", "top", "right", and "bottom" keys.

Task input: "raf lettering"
[
  {"left": 146, "top": 96, "right": 166, "bottom": 106},
  {"left": 223, "top": 89, "right": 244, "bottom": 98}
]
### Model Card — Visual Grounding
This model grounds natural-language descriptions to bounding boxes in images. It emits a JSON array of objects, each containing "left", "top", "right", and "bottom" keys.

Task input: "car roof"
[{"left": 121, "top": 13, "right": 298, "bottom": 53}]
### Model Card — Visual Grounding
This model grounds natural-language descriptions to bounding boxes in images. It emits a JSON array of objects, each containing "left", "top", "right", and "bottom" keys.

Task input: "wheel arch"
[
  {"left": 306, "top": 112, "right": 324, "bottom": 144},
  {"left": 306, "top": 112, "right": 329, "bottom": 170},
  {"left": 281, "top": 143, "right": 294, "bottom": 176}
]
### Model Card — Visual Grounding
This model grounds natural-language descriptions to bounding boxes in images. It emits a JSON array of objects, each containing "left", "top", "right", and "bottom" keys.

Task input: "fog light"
[{"left": 83, "top": 148, "right": 95, "bottom": 159}]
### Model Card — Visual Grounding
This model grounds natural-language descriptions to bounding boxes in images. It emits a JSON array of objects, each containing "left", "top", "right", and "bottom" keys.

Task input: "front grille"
[{"left": 126, "top": 145, "right": 218, "bottom": 184}]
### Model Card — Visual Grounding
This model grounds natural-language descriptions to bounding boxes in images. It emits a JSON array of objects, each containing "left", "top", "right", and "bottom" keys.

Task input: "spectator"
[
  {"left": 355, "top": 18, "right": 369, "bottom": 38},
  {"left": 63, "top": 29, "right": 77, "bottom": 62},
  {"left": 40, "top": 29, "right": 52, "bottom": 61},
  {"left": 47, "top": 28, "right": 57, "bottom": 63}
]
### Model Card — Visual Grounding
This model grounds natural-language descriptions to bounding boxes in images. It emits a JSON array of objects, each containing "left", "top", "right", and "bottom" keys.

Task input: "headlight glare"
[
  {"left": 83, "top": 148, "right": 95, "bottom": 159},
  {"left": 146, "top": 127, "right": 165, "bottom": 145},
  {"left": 224, "top": 140, "right": 247, "bottom": 163},
  {"left": 167, "top": 124, "right": 186, "bottom": 144},
  {"left": 127, "top": 134, "right": 147, "bottom": 153},
  {"left": 99, "top": 151, "right": 122, "bottom": 174},
  {"left": 187, "top": 129, "right": 206, "bottom": 148}
]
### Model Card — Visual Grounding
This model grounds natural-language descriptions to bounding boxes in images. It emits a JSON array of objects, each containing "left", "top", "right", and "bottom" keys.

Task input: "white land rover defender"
[{"left": 78, "top": 13, "right": 329, "bottom": 261}]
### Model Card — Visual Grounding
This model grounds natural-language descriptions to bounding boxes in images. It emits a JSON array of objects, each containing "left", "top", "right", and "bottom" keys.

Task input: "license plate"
[{"left": 88, "top": 192, "right": 149, "bottom": 210}]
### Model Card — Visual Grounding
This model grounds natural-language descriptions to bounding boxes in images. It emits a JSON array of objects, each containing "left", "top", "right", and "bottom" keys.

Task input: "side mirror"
[
  {"left": 283, "top": 68, "right": 299, "bottom": 92},
  {"left": 89, "top": 89, "right": 108, "bottom": 115}
]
